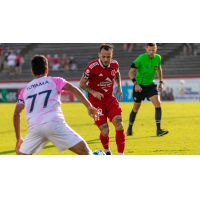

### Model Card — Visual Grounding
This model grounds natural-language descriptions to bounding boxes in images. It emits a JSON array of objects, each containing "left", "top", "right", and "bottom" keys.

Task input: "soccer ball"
[{"left": 93, "top": 150, "right": 106, "bottom": 155}]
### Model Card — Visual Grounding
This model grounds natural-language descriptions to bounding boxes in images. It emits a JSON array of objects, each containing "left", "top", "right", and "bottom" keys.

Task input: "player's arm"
[
  {"left": 63, "top": 82, "right": 100, "bottom": 120},
  {"left": 79, "top": 77, "right": 104, "bottom": 100},
  {"left": 114, "top": 71, "right": 123, "bottom": 101},
  {"left": 13, "top": 104, "right": 24, "bottom": 154},
  {"left": 156, "top": 66, "right": 164, "bottom": 91},
  {"left": 129, "top": 62, "right": 142, "bottom": 92}
]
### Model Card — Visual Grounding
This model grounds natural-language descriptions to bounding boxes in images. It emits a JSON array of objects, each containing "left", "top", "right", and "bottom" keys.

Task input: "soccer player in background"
[
  {"left": 126, "top": 43, "right": 169, "bottom": 137},
  {"left": 79, "top": 44, "right": 125, "bottom": 155},
  {"left": 13, "top": 55, "right": 100, "bottom": 155}
]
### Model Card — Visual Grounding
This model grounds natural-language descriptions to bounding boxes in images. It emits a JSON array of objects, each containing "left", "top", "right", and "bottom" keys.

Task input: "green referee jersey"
[{"left": 133, "top": 53, "right": 161, "bottom": 85}]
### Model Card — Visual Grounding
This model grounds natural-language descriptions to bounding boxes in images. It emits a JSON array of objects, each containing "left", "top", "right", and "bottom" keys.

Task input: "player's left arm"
[
  {"left": 13, "top": 104, "right": 25, "bottom": 154},
  {"left": 156, "top": 66, "right": 163, "bottom": 91},
  {"left": 114, "top": 71, "right": 123, "bottom": 101}
]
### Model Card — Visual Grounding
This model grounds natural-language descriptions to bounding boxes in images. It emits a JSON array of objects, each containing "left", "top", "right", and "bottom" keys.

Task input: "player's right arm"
[
  {"left": 129, "top": 59, "right": 142, "bottom": 93},
  {"left": 13, "top": 104, "right": 24, "bottom": 154},
  {"left": 79, "top": 78, "right": 104, "bottom": 100}
]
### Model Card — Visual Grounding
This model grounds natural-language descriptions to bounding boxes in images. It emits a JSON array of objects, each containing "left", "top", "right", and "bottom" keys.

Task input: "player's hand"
[
  {"left": 116, "top": 87, "right": 123, "bottom": 101},
  {"left": 92, "top": 91, "right": 104, "bottom": 100},
  {"left": 135, "top": 84, "right": 142, "bottom": 92},
  {"left": 87, "top": 106, "right": 100, "bottom": 121},
  {"left": 15, "top": 137, "right": 24, "bottom": 155},
  {"left": 158, "top": 83, "right": 163, "bottom": 92}
]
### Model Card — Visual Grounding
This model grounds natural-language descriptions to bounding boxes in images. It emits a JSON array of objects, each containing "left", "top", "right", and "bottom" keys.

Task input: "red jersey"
[
  {"left": 16, "top": 54, "right": 22, "bottom": 64},
  {"left": 83, "top": 59, "right": 119, "bottom": 105},
  {"left": 0, "top": 47, "right": 2, "bottom": 57},
  {"left": 53, "top": 58, "right": 59, "bottom": 64}
]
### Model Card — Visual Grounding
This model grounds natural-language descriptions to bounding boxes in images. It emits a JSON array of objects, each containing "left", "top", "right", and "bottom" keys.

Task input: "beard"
[{"left": 100, "top": 59, "right": 109, "bottom": 67}]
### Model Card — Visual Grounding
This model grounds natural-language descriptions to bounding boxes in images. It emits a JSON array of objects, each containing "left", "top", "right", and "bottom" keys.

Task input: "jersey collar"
[
  {"left": 146, "top": 53, "right": 156, "bottom": 59},
  {"left": 98, "top": 59, "right": 110, "bottom": 68}
]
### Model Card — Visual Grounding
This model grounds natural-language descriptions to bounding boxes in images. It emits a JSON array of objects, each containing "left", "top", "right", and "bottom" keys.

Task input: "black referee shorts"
[{"left": 133, "top": 83, "right": 158, "bottom": 103}]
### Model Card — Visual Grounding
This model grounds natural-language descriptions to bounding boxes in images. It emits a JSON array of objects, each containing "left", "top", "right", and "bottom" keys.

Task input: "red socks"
[
  {"left": 116, "top": 129, "right": 125, "bottom": 153},
  {"left": 100, "top": 133, "right": 109, "bottom": 149},
  {"left": 100, "top": 130, "right": 125, "bottom": 154}
]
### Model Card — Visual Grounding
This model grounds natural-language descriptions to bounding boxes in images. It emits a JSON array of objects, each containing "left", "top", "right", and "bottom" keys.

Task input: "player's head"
[
  {"left": 31, "top": 55, "right": 48, "bottom": 77},
  {"left": 98, "top": 44, "right": 114, "bottom": 67},
  {"left": 146, "top": 43, "right": 157, "bottom": 58}
]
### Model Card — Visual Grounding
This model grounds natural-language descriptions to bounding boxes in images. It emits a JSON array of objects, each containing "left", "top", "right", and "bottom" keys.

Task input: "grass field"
[{"left": 0, "top": 102, "right": 200, "bottom": 155}]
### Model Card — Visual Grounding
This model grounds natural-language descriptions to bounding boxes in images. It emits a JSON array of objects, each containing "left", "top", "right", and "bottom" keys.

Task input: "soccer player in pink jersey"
[
  {"left": 80, "top": 44, "right": 125, "bottom": 155},
  {"left": 13, "top": 55, "right": 100, "bottom": 155}
]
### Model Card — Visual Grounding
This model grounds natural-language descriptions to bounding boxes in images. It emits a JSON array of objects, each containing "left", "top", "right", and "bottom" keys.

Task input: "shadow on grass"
[{"left": 0, "top": 137, "right": 116, "bottom": 155}]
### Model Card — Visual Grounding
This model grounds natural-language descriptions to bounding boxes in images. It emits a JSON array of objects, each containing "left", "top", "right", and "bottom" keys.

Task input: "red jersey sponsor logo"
[{"left": 98, "top": 77, "right": 112, "bottom": 92}]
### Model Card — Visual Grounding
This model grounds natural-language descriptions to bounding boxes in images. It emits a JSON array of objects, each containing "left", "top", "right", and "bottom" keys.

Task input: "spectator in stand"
[
  {"left": 183, "top": 43, "right": 193, "bottom": 56},
  {"left": 123, "top": 43, "right": 133, "bottom": 53},
  {"left": 52, "top": 54, "right": 60, "bottom": 71},
  {"left": 15, "top": 50, "right": 24, "bottom": 75},
  {"left": 0, "top": 44, "right": 3, "bottom": 71},
  {"left": 3, "top": 47, "right": 10, "bottom": 72},
  {"left": 8, "top": 50, "right": 16, "bottom": 75},
  {"left": 69, "top": 56, "right": 78, "bottom": 71},
  {"left": 46, "top": 54, "right": 52, "bottom": 68},
  {"left": 61, "top": 54, "right": 70, "bottom": 71},
  {"left": 192, "top": 43, "right": 200, "bottom": 56}
]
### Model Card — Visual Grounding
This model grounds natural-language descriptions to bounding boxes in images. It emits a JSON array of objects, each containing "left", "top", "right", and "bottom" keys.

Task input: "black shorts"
[{"left": 133, "top": 83, "right": 158, "bottom": 103}]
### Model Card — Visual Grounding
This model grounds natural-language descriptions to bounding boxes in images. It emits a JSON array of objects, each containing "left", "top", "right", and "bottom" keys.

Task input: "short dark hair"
[
  {"left": 31, "top": 55, "right": 48, "bottom": 76},
  {"left": 147, "top": 43, "right": 157, "bottom": 48},
  {"left": 100, "top": 44, "right": 114, "bottom": 52}
]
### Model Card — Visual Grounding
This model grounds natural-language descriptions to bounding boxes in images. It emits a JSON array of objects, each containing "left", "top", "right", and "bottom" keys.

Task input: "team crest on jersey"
[
  {"left": 146, "top": 66, "right": 149, "bottom": 68},
  {"left": 154, "top": 66, "right": 158, "bottom": 70},
  {"left": 134, "top": 61, "right": 137, "bottom": 64},
  {"left": 111, "top": 69, "right": 116, "bottom": 76}
]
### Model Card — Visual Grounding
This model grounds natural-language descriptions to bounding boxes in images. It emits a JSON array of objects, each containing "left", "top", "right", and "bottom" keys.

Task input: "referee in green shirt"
[{"left": 126, "top": 43, "right": 169, "bottom": 137}]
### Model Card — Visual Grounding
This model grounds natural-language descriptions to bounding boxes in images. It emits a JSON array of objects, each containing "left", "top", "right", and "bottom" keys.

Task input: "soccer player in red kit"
[{"left": 79, "top": 44, "right": 125, "bottom": 155}]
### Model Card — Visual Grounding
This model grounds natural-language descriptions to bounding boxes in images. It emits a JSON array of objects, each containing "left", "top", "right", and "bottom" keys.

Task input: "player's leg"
[
  {"left": 149, "top": 94, "right": 169, "bottom": 136},
  {"left": 98, "top": 123, "right": 112, "bottom": 155},
  {"left": 127, "top": 102, "right": 141, "bottom": 136},
  {"left": 69, "top": 140, "right": 92, "bottom": 155},
  {"left": 94, "top": 106, "right": 111, "bottom": 155},
  {"left": 19, "top": 124, "right": 49, "bottom": 155},
  {"left": 46, "top": 121, "right": 92, "bottom": 155},
  {"left": 112, "top": 115, "right": 125, "bottom": 155},
  {"left": 107, "top": 99, "right": 125, "bottom": 155}
]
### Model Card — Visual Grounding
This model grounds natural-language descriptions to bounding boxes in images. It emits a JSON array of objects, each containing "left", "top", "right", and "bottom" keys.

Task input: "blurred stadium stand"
[{"left": 0, "top": 43, "right": 199, "bottom": 81}]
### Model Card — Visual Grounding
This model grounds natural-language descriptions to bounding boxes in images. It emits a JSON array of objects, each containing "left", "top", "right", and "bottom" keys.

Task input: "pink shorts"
[{"left": 92, "top": 97, "right": 122, "bottom": 127}]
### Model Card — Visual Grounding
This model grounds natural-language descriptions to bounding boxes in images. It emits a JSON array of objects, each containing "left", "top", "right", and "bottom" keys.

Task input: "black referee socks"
[
  {"left": 155, "top": 107, "right": 162, "bottom": 131},
  {"left": 128, "top": 110, "right": 137, "bottom": 131}
]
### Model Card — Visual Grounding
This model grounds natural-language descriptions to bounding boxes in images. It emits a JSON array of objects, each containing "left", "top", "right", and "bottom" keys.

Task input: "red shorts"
[{"left": 92, "top": 97, "right": 122, "bottom": 127}]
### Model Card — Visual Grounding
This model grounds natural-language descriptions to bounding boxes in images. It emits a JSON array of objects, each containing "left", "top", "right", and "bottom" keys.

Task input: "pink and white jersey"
[{"left": 17, "top": 76, "right": 68, "bottom": 129}]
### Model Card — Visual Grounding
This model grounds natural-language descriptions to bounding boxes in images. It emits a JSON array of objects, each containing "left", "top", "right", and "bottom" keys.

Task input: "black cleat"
[
  {"left": 126, "top": 129, "right": 133, "bottom": 136},
  {"left": 105, "top": 151, "right": 112, "bottom": 155},
  {"left": 157, "top": 129, "right": 169, "bottom": 137}
]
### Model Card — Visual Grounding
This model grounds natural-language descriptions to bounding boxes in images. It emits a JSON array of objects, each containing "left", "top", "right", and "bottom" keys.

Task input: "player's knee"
[
  {"left": 133, "top": 107, "right": 140, "bottom": 113},
  {"left": 155, "top": 102, "right": 161, "bottom": 108},
  {"left": 115, "top": 122, "right": 123, "bottom": 131},
  {"left": 101, "top": 128, "right": 110, "bottom": 137}
]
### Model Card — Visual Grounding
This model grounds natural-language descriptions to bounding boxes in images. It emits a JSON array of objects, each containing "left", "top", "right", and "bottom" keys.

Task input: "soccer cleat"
[
  {"left": 126, "top": 129, "right": 133, "bottom": 136},
  {"left": 157, "top": 129, "right": 169, "bottom": 137},
  {"left": 105, "top": 151, "right": 112, "bottom": 155}
]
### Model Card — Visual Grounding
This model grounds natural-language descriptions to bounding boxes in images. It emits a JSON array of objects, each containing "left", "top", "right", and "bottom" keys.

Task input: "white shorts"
[{"left": 19, "top": 121, "right": 83, "bottom": 155}]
